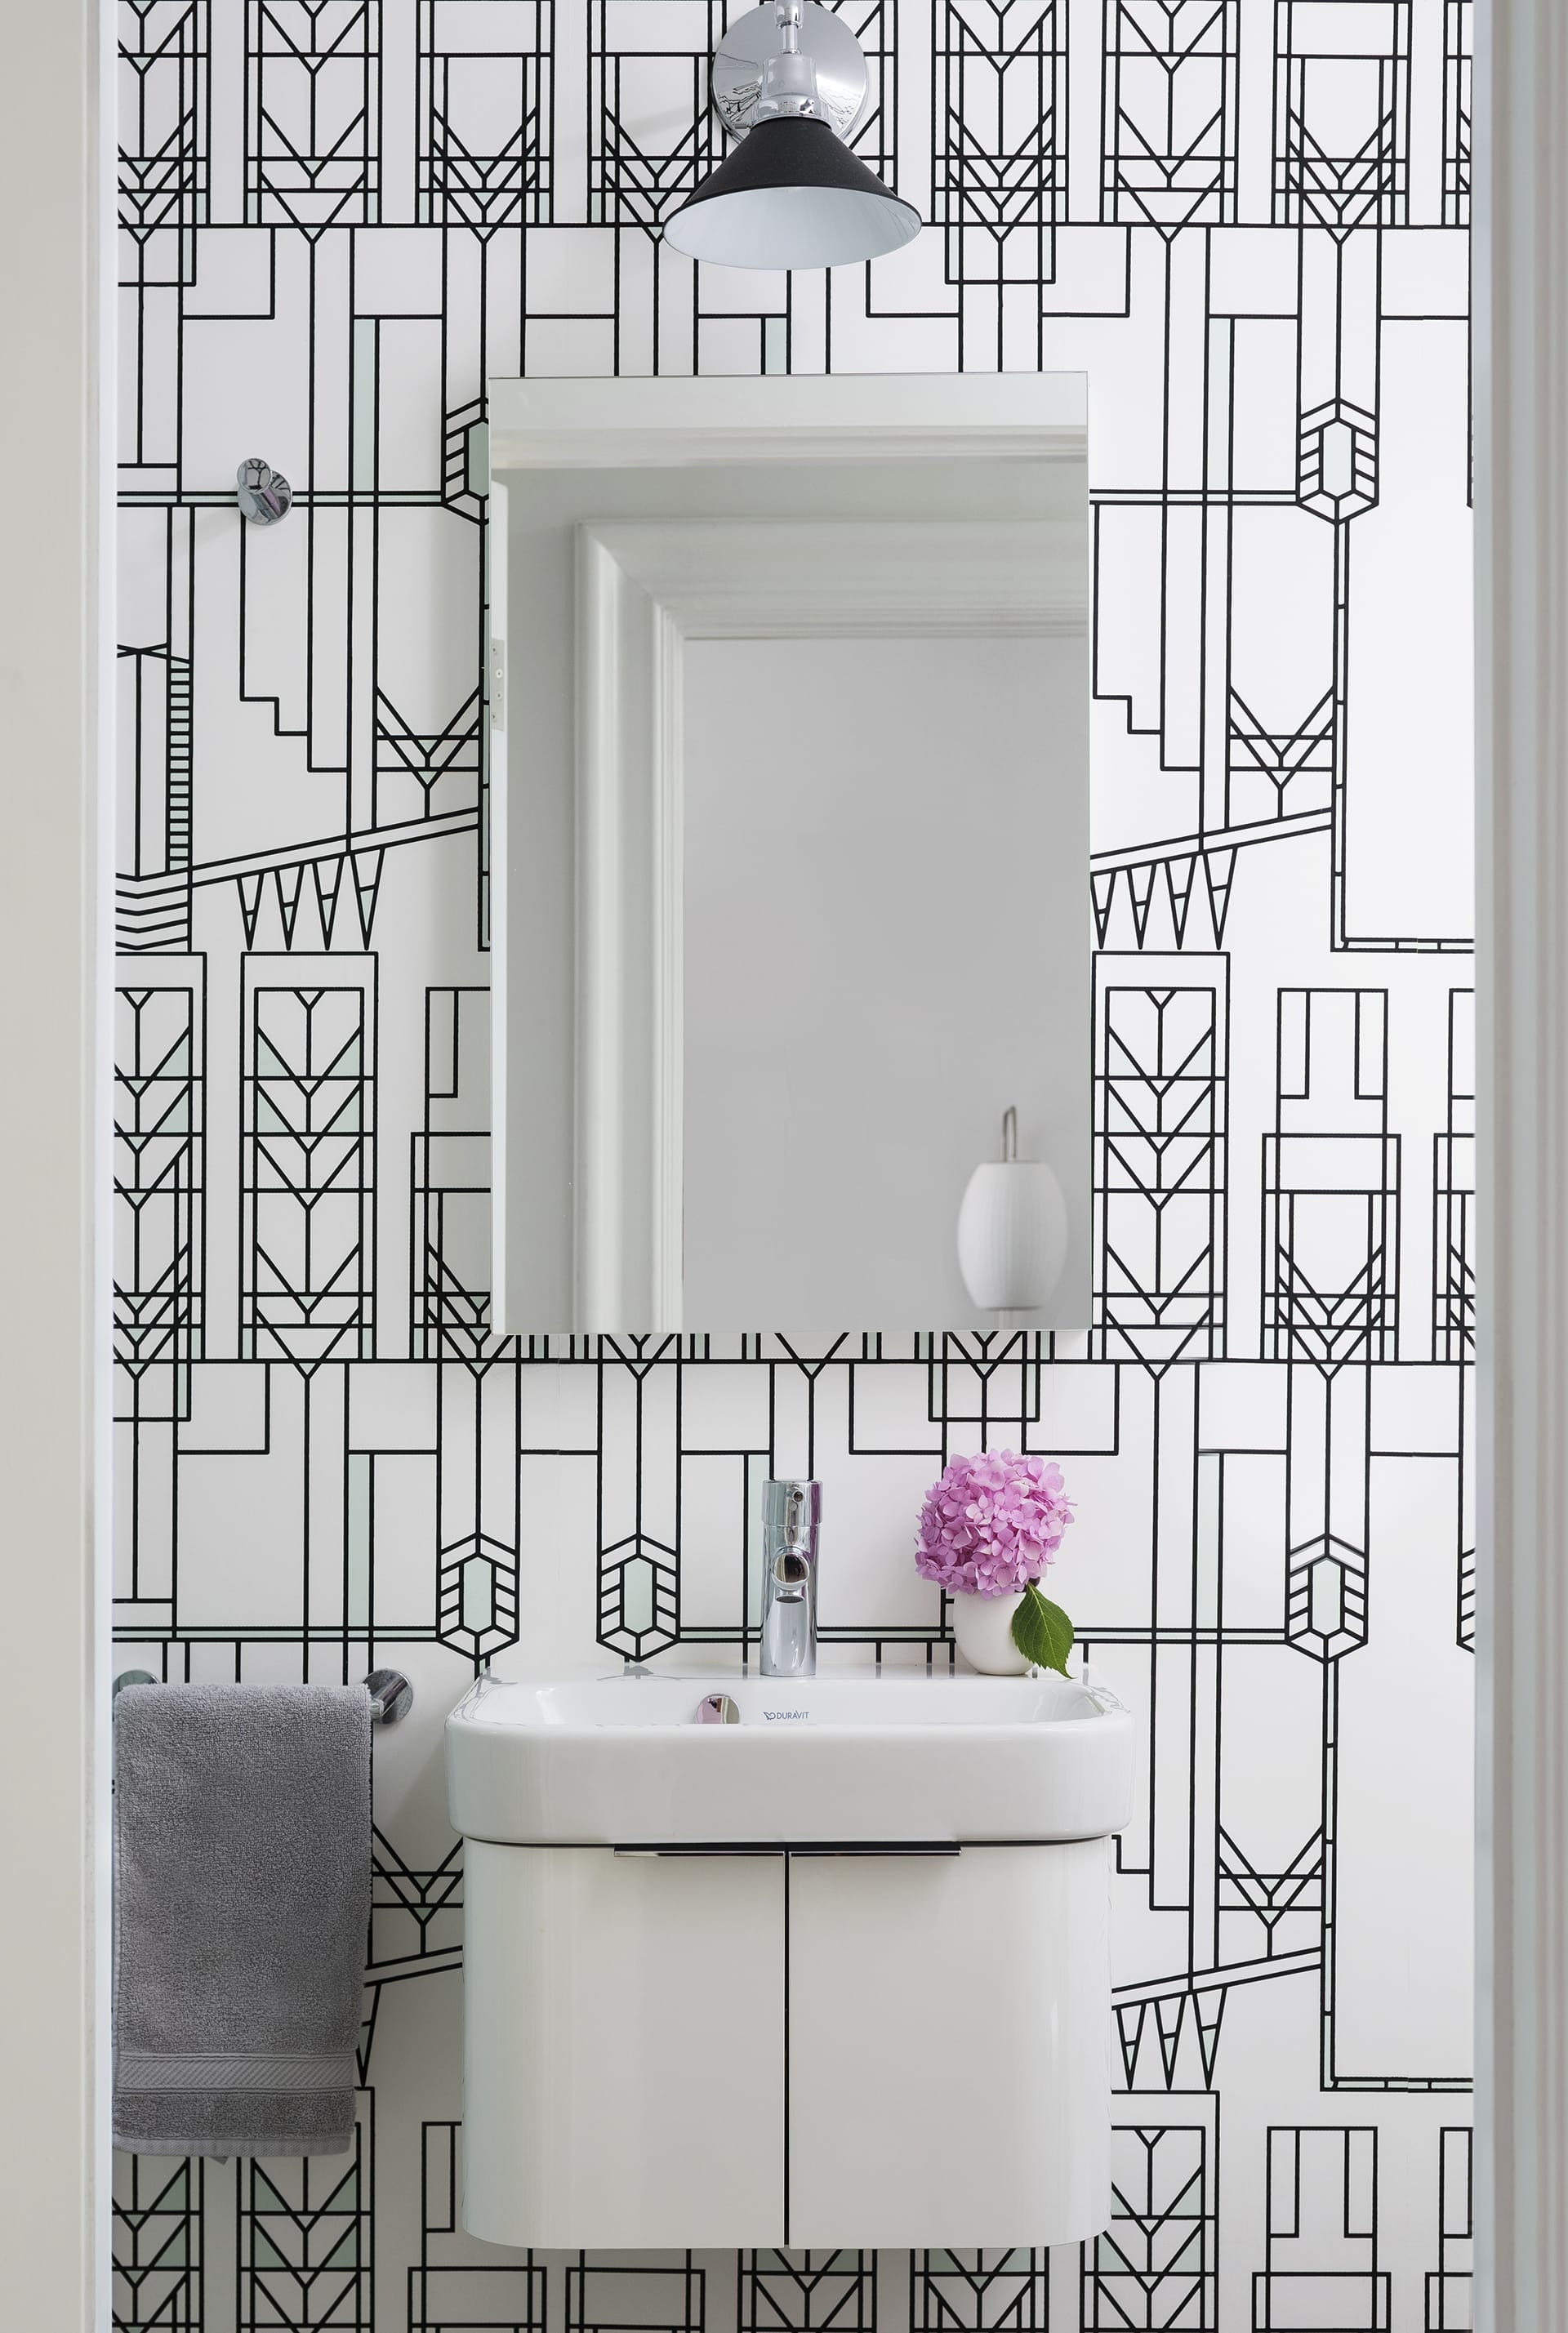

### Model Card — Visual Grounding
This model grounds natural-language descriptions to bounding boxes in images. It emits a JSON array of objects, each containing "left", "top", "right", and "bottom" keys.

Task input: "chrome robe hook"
[{"left": 237, "top": 456, "right": 292, "bottom": 525}]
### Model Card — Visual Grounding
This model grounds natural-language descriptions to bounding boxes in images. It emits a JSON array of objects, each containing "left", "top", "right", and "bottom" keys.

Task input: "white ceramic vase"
[{"left": 951, "top": 1588, "right": 1029, "bottom": 1675}]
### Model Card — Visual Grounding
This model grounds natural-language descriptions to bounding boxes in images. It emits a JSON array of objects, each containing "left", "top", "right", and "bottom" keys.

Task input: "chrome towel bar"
[
  {"left": 112, "top": 1669, "right": 414, "bottom": 1727},
  {"left": 364, "top": 1668, "right": 413, "bottom": 1725}
]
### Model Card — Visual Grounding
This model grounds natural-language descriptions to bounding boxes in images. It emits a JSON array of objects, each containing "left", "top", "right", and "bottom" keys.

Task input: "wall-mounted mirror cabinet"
[{"left": 488, "top": 375, "right": 1090, "bottom": 1336}]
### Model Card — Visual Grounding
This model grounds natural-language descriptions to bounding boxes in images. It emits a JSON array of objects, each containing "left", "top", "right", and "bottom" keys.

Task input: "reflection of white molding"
[
  {"left": 653, "top": 603, "right": 684, "bottom": 1333},
  {"left": 491, "top": 372, "right": 1087, "bottom": 472},
  {"left": 593, "top": 522, "right": 1088, "bottom": 639},
  {"left": 574, "top": 517, "right": 1084, "bottom": 1333},
  {"left": 573, "top": 534, "right": 631, "bottom": 1328},
  {"left": 488, "top": 479, "right": 510, "bottom": 1333},
  {"left": 572, "top": 535, "right": 685, "bottom": 1331}
]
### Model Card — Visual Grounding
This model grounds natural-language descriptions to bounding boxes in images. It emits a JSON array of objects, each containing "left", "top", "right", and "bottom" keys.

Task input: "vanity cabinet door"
[
  {"left": 464, "top": 1842, "right": 786, "bottom": 2248},
  {"left": 786, "top": 1843, "right": 1112, "bottom": 2249}
]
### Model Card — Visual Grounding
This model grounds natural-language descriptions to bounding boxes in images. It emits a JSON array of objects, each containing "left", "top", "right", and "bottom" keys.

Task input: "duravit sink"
[
  {"left": 448, "top": 1662, "right": 1136, "bottom": 2253},
  {"left": 447, "top": 1663, "right": 1134, "bottom": 1845}
]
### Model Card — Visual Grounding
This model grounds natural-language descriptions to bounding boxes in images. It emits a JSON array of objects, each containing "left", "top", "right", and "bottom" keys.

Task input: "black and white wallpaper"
[{"left": 113, "top": 1, "right": 1475, "bottom": 2326}]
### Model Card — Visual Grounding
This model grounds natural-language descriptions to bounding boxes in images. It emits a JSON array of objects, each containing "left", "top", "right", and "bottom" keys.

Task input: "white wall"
[{"left": 106, "top": 2, "right": 1477, "bottom": 2322}]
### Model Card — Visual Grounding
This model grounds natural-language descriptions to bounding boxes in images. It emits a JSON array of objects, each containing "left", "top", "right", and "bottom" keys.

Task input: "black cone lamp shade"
[{"left": 663, "top": 116, "right": 921, "bottom": 271}]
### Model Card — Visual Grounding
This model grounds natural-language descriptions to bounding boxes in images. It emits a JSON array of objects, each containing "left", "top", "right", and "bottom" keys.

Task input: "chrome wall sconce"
[
  {"left": 662, "top": 0, "right": 920, "bottom": 271},
  {"left": 237, "top": 456, "right": 292, "bottom": 525}
]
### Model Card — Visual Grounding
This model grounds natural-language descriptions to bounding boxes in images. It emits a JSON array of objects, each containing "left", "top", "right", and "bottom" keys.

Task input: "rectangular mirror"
[{"left": 489, "top": 375, "right": 1090, "bottom": 1336}]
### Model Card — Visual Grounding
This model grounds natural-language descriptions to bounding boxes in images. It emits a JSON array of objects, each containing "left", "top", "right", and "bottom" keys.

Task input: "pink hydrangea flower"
[{"left": 915, "top": 1449, "right": 1074, "bottom": 1598}]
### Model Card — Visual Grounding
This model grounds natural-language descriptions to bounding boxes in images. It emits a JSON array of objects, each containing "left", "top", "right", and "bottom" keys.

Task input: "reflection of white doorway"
[
  {"left": 681, "top": 632, "right": 1089, "bottom": 1328},
  {"left": 0, "top": 3, "right": 113, "bottom": 2322},
  {"left": 572, "top": 518, "right": 1088, "bottom": 1333}
]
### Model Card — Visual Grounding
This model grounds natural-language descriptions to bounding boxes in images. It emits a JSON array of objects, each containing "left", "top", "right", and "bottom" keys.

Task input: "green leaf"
[{"left": 1010, "top": 1581, "right": 1074, "bottom": 1677}]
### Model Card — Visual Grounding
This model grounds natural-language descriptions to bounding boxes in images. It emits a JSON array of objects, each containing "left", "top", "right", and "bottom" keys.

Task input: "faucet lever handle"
[{"left": 762, "top": 1477, "right": 822, "bottom": 1542}]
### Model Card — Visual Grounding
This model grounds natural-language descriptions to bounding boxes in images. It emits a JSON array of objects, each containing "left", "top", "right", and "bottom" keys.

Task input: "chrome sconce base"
[{"left": 711, "top": 1, "right": 871, "bottom": 142}]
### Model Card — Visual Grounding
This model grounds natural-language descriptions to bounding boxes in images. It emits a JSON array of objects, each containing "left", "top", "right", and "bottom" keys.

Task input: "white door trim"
[
  {"left": 570, "top": 518, "right": 1088, "bottom": 1332},
  {"left": 1475, "top": 0, "right": 1568, "bottom": 2325},
  {"left": 0, "top": 0, "right": 113, "bottom": 2323}
]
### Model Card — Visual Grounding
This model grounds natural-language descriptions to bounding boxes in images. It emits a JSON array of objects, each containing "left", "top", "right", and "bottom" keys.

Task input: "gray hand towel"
[{"left": 113, "top": 1683, "right": 372, "bottom": 2157}]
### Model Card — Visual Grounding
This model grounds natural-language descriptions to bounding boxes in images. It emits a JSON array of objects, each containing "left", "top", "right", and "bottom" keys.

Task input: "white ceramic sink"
[{"left": 446, "top": 1664, "right": 1135, "bottom": 1846}]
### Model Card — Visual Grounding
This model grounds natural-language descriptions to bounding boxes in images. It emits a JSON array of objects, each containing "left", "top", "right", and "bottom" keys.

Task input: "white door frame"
[
  {"left": 0, "top": 0, "right": 1560, "bottom": 2322},
  {"left": 0, "top": 0, "right": 113, "bottom": 2325},
  {"left": 1474, "top": 0, "right": 1568, "bottom": 2325}
]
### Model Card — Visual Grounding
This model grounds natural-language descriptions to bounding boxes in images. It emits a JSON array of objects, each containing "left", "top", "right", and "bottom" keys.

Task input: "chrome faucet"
[{"left": 759, "top": 1479, "right": 822, "bottom": 1678}]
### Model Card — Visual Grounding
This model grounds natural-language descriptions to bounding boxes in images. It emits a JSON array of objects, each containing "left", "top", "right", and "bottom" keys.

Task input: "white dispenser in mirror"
[{"left": 957, "top": 1105, "right": 1071, "bottom": 1315}]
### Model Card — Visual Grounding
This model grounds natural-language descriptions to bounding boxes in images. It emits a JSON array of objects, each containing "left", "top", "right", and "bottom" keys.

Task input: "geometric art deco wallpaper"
[{"left": 113, "top": 2, "right": 1475, "bottom": 2326}]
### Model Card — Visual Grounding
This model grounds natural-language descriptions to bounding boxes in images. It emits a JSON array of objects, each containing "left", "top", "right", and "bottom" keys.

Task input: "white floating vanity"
[{"left": 447, "top": 1668, "right": 1134, "bottom": 2251}]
